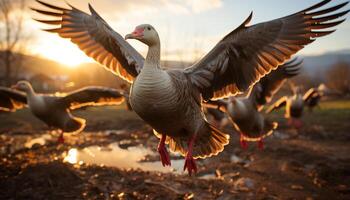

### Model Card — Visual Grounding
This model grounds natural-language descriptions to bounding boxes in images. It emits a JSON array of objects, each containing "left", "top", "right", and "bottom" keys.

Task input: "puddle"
[
  {"left": 64, "top": 143, "right": 185, "bottom": 173},
  {"left": 198, "top": 173, "right": 216, "bottom": 180}
]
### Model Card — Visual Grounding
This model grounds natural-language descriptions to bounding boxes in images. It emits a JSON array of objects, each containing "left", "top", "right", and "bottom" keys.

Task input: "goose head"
[
  {"left": 125, "top": 24, "right": 160, "bottom": 46},
  {"left": 292, "top": 86, "right": 303, "bottom": 99},
  {"left": 253, "top": 83, "right": 266, "bottom": 104},
  {"left": 12, "top": 81, "right": 33, "bottom": 93}
]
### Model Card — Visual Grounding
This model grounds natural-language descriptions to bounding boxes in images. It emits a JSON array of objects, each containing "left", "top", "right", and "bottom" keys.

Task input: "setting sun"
[{"left": 32, "top": 35, "right": 93, "bottom": 67}]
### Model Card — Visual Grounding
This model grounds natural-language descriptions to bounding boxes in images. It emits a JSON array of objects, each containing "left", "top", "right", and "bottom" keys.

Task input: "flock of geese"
[{"left": 0, "top": 0, "right": 348, "bottom": 175}]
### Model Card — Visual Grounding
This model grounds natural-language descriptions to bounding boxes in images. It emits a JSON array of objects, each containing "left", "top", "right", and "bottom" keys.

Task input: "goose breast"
[{"left": 130, "top": 69, "right": 201, "bottom": 135}]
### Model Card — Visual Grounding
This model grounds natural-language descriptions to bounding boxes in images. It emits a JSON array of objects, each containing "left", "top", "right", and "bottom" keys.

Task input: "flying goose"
[
  {"left": 0, "top": 81, "right": 127, "bottom": 143},
  {"left": 304, "top": 87, "right": 323, "bottom": 112},
  {"left": 204, "top": 58, "right": 302, "bottom": 149},
  {"left": 266, "top": 84, "right": 320, "bottom": 129},
  {"left": 304, "top": 84, "right": 345, "bottom": 112},
  {"left": 32, "top": 0, "right": 348, "bottom": 175}
]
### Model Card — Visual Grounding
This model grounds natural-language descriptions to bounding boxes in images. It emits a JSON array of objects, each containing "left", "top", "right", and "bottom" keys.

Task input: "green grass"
[
  {"left": 1, "top": 100, "right": 349, "bottom": 133},
  {"left": 267, "top": 99, "right": 350, "bottom": 132}
]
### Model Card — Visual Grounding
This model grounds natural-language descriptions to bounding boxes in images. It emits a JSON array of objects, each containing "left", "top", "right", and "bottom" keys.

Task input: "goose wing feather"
[
  {"left": 0, "top": 87, "right": 27, "bottom": 112},
  {"left": 303, "top": 88, "right": 319, "bottom": 102},
  {"left": 32, "top": 0, "right": 144, "bottom": 83},
  {"left": 266, "top": 96, "right": 288, "bottom": 113},
  {"left": 185, "top": 0, "right": 349, "bottom": 100},
  {"left": 252, "top": 58, "right": 302, "bottom": 106},
  {"left": 59, "top": 87, "right": 126, "bottom": 110}
]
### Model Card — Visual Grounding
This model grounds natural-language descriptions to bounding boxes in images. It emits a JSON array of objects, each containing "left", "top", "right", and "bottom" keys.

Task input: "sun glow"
[{"left": 32, "top": 35, "right": 93, "bottom": 68}]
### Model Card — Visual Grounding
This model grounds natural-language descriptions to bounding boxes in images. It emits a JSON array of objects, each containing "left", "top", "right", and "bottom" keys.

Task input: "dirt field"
[{"left": 0, "top": 100, "right": 349, "bottom": 200}]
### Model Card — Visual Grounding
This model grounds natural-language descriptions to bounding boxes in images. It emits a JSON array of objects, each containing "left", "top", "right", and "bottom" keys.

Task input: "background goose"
[
  {"left": 304, "top": 87, "right": 323, "bottom": 112},
  {"left": 0, "top": 81, "right": 127, "bottom": 143},
  {"left": 266, "top": 84, "right": 320, "bottom": 129},
  {"left": 32, "top": 0, "right": 348, "bottom": 175},
  {"left": 205, "top": 59, "right": 302, "bottom": 149},
  {"left": 303, "top": 84, "right": 344, "bottom": 112}
]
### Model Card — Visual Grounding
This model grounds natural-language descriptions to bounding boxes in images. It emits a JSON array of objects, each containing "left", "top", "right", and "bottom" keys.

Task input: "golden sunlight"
[
  {"left": 32, "top": 35, "right": 93, "bottom": 67},
  {"left": 64, "top": 148, "right": 78, "bottom": 164}
]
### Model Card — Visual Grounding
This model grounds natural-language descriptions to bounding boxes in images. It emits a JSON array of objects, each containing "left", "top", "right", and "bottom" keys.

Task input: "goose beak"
[
  {"left": 125, "top": 28, "right": 144, "bottom": 40},
  {"left": 11, "top": 84, "right": 19, "bottom": 90},
  {"left": 125, "top": 34, "right": 133, "bottom": 40}
]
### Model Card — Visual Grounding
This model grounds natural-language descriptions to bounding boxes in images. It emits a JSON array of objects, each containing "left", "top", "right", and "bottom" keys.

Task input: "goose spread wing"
[
  {"left": 59, "top": 87, "right": 126, "bottom": 110},
  {"left": 203, "top": 99, "right": 228, "bottom": 113},
  {"left": 253, "top": 58, "right": 302, "bottom": 106},
  {"left": 32, "top": 0, "right": 144, "bottom": 83},
  {"left": 185, "top": 0, "right": 349, "bottom": 101},
  {"left": 0, "top": 87, "right": 27, "bottom": 112},
  {"left": 265, "top": 96, "right": 288, "bottom": 114},
  {"left": 303, "top": 88, "right": 320, "bottom": 102}
]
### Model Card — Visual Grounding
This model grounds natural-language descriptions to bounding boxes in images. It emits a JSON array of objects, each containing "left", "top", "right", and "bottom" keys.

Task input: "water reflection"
[
  {"left": 198, "top": 173, "right": 216, "bottom": 180},
  {"left": 64, "top": 143, "right": 184, "bottom": 173},
  {"left": 64, "top": 148, "right": 78, "bottom": 164}
]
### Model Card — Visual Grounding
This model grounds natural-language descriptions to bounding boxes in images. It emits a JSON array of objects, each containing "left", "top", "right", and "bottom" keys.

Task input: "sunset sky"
[{"left": 20, "top": 0, "right": 350, "bottom": 67}]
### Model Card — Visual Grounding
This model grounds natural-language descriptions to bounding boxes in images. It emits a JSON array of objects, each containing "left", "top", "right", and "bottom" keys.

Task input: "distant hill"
[
  {"left": 302, "top": 49, "right": 350, "bottom": 79},
  {"left": 1, "top": 50, "right": 349, "bottom": 87},
  {"left": 0, "top": 52, "right": 126, "bottom": 88}
]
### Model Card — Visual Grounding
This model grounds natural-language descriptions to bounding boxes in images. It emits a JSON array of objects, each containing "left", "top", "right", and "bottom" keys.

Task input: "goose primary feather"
[
  {"left": 32, "top": 0, "right": 348, "bottom": 174},
  {"left": 304, "top": 87, "right": 323, "bottom": 112}
]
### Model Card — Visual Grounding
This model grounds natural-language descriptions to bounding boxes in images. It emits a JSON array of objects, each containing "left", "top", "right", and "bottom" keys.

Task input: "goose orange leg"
[
  {"left": 57, "top": 131, "right": 65, "bottom": 144},
  {"left": 158, "top": 134, "right": 171, "bottom": 167},
  {"left": 183, "top": 134, "right": 197, "bottom": 176},
  {"left": 240, "top": 133, "right": 248, "bottom": 149}
]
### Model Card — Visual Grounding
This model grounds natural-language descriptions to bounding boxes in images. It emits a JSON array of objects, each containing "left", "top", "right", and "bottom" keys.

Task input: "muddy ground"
[{"left": 0, "top": 100, "right": 349, "bottom": 200}]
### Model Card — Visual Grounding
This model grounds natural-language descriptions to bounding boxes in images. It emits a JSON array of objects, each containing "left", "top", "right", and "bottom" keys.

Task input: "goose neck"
[
  {"left": 145, "top": 43, "right": 161, "bottom": 69},
  {"left": 25, "top": 87, "right": 36, "bottom": 98}
]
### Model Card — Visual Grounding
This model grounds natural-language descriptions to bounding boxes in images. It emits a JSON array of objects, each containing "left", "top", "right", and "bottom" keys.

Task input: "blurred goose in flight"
[
  {"left": 205, "top": 58, "right": 302, "bottom": 149},
  {"left": 0, "top": 81, "right": 127, "bottom": 143},
  {"left": 304, "top": 87, "right": 323, "bottom": 112},
  {"left": 266, "top": 84, "right": 320, "bottom": 129},
  {"left": 32, "top": 0, "right": 348, "bottom": 174},
  {"left": 302, "top": 84, "right": 342, "bottom": 112}
]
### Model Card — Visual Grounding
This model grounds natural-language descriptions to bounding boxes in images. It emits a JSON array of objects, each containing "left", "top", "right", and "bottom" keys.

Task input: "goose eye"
[{"left": 147, "top": 27, "right": 151, "bottom": 31}]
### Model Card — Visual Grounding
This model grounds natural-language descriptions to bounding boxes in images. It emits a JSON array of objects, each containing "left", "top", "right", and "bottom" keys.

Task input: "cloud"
[
  {"left": 185, "top": 0, "right": 223, "bottom": 13},
  {"left": 29, "top": 0, "right": 223, "bottom": 15},
  {"left": 24, "top": 0, "right": 224, "bottom": 64}
]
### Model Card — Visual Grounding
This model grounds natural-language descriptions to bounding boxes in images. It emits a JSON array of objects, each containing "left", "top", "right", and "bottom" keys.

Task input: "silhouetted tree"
[
  {"left": 326, "top": 62, "right": 350, "bottom": 95},
  {"left": 0, "top": 0, "right": 26, "bottom": 85}
]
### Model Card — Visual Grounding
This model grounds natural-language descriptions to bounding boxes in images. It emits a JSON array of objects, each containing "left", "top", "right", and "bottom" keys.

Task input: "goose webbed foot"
[
  {"left": 57, "top": 132, "right": 65, "bottom": 144},
  {"left": 183, "top": 134, "right": 197, "bottom": 176},
  {"left": 158, "top": 134, "right": 171, "bottom": 167},
  {"left": 184, "top": 152, "right": 197, "bottom": 176},
  {"left": 240, "top": 134, "right": 248, "bottom": 149}
]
